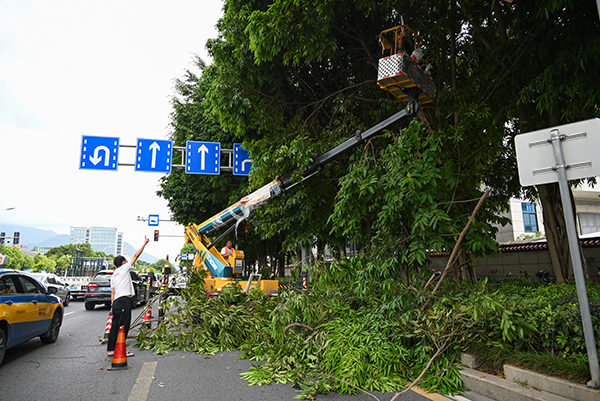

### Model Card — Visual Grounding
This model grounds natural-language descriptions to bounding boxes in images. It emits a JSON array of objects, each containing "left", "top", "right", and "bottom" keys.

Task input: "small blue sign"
[
  {"left": 148, "top": 215, "right": 159, "bottom": 226},
  {"left": 233, "top": 143, "right": 252, "bottom": 176},
  {"left": 80, "top": 136, "right": 120, "bottom": 170},
  {"left": 186, "top": 141, "right": 220, "bottom": 175},
  {"left": 135, "top": 138, "right": 173, "bottom": 173}
]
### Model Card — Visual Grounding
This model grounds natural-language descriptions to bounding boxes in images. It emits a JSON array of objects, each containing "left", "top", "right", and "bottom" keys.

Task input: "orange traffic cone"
[
  {"left": 143, "top": 303, "right": 152, "bottom": 328},
  {"left": 100, "top": 310, "right": 113, "bottom": 344},
  {"left": 107, "top": 326, "right": 130, "bottom": 371}
]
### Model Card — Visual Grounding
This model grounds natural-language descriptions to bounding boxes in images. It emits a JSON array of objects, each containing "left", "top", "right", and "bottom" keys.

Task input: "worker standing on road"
[
  {"left": 221, "top": 240, "right": 234, "bottom": 259},
  {"left": 107, "top": 236, "right": 149, "bottom": 357}
]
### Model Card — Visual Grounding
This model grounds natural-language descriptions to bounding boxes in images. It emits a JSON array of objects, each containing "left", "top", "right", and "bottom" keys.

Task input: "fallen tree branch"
[
  {"left": 390, "top": 345, "right": 447, "bottom": 401},
  {"left": 420, "top": 188, "right": 491, "bottom": 311},
  {"left": 284, "top": 323, "right": 315, "bottom": 333},
  {"left": 322, "top": 374, "right": 381, "bottom": 401}
]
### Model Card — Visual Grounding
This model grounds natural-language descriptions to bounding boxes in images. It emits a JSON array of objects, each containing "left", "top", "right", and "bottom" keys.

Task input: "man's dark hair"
[{"left": 114, "top": 255, "right": 126, "bottom": 268}]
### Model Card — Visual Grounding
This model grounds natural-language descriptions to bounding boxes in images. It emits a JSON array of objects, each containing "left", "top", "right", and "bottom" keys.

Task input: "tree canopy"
[{"left": 159, "top": 0, "right": 600, "bottom": 281}]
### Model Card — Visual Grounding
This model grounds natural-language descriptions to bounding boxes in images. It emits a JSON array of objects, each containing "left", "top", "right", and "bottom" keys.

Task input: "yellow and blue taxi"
[{"left": 0, "top": 269, "right": 64, "bottom": 366}]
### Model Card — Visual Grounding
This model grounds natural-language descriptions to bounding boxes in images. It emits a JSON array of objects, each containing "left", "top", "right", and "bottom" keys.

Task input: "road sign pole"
[{"left": 551, "top": 130, "right": 600, "bottom": 388}]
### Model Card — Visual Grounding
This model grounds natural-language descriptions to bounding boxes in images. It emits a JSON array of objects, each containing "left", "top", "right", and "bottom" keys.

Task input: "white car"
[{"left": 28, "top": 273, "right": 71, "bottom": 307}]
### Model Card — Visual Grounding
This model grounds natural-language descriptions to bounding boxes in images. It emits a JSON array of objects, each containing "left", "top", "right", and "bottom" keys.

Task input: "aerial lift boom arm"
[
  {"left": 184, "top": 106, "right": 415, "bottom": 281},
  {"left": 185, "top": 23, "right": 435, "bottom": 290}
]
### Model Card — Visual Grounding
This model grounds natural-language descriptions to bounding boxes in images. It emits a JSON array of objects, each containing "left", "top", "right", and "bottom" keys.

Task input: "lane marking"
[
  {"left": 64, "top": 312, "right": 75, "bottom": 316},
  {"left": 128, "top": 361, "right": 158, "bottom": 401}
]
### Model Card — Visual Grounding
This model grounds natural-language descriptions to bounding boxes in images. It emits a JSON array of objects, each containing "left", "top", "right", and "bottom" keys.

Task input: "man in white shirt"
[{"left": 107, "top": 236, "right": 149, "bottom": 357}]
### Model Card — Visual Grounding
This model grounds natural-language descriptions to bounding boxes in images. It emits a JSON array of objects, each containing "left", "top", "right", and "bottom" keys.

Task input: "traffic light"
[
  {"left": 0, "top": 232, "right": 4, "bottom": 245},
  {"left": 154, "top": 230, "right": 159, "bottom": 241},
  {"left": 13, "top": 232, "right": 19, "bottom": 245},
  {"left": 166, "top": 254, "right": 169, "bottom": 261}
]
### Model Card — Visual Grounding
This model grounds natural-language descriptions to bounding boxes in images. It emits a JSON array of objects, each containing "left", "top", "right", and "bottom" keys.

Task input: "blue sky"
[{"left": 0, "top": 0, "right": 223, "bottom": 260}]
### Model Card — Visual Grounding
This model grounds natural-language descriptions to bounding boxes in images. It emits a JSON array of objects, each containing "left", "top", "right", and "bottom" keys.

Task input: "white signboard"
[{"left": 515, "top": 119, "right": 600, "bottom": 187}]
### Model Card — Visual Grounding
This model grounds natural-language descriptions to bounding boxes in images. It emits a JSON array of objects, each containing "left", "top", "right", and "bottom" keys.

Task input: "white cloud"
[{"left": 0, "top": 0, "right": 224, "bottom": 261}]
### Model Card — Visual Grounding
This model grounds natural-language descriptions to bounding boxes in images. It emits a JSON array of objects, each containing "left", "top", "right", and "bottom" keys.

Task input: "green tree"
[
  {"left": 444, "top": 0, "right": 600, "bottom": 281},
  {"left": 151, "top": 259, "right": 174, "bottom": 273},
  {"left": 178, "top": 243, "right": 196, "bottom": 273},
  {"left": 0, "top": 245, "right": 28, "bottom": 270},
  {"left": 52, "top": 254, "right": 71, "bottom": 273},
  {"left": 46, "top": 243, "right": 96, "bottom": 259},
  {"left": 32, "top": 253, "right": 56, "bottom": 273},
  {"left": 161, "top": 0, "right": 600, "bottom": 283}
]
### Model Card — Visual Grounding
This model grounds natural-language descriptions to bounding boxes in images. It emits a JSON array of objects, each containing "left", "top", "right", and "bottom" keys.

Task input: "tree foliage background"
[
  {"left": 158, "top": 0, "right": 600, "bottom": 280},
  {"left": 149, "top": 1, "right": 600, "bottom": 396}
]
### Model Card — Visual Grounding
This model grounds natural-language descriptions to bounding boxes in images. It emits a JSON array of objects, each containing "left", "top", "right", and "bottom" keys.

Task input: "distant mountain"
[
  {"left": 0, "top": 224, "right": 158, "bottom": 263},
  {"left": 35, "top": 234, "right": 70, "bottom": 248}
]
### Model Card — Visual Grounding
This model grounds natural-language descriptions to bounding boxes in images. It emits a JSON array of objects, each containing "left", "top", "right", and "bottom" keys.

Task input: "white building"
[
  {"left": 70, "top": 226, "right": 123, "bottom": 255},
  {"left": 496, "top": 182, "right": 600, "bottom": 243}
]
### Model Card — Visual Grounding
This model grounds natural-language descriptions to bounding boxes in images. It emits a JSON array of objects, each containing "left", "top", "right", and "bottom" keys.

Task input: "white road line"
[
  {"left": 128, "top": 361, "right": 158, "bottom": 401},
  {"left": 64, "top": 311, "right": 75, "bottom": 316}
]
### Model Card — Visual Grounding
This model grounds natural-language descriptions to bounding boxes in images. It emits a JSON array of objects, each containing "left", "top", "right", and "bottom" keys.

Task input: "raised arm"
[{"left": 130, "top": 236, "right": 149, "bottom": 266}]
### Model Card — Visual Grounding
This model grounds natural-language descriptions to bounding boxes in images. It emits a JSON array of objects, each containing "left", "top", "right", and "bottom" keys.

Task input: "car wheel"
[
  {"left": 0, "top": 329, "right": 6, "bottom": 366},
  {"left": 41, "top": 311, "right": 62, "bottom": 344},
  {"left": 84, "top": 302, "right": 94, "bottom": 310},
  {"left": 63, "top": 293, "right": 70, "bottom": 307}
]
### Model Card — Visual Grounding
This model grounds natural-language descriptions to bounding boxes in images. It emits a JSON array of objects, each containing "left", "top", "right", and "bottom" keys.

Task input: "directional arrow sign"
[
  {"left": 186, "top": 141, "right": 220, "bottom": 175},
  {"left": 80, "top": 135, "right": 120, "bottom": 170},
  {"left": 233, "top": 143, "right": 252, "bottom": 176},
  {"left": 135, "top": 138, "right": 173, "bottom": 173}
]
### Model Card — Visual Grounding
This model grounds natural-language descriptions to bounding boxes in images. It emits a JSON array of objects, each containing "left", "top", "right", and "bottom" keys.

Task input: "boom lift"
[
  {"left": 377, "top": 25, "right": 436, "bottom": 112},
  {"left": 184, "top": 25, "right": 436, "bottom": 296}
]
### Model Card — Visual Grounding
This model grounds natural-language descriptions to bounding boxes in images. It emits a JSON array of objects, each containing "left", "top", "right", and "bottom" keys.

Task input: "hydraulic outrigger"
[{"left": 185, "top": 24, "right": 436, "bottom": 295}]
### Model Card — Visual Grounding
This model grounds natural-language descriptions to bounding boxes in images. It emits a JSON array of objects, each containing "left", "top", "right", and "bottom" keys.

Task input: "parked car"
[
  {"left": 28, "top": 273, "right": 71, "bottom": 306},
  {"left": 84, "top": 270, "right": 145, "bottom": 310},
  {"left": 0, "top": 269, "right": 64, "bottom": 366}
]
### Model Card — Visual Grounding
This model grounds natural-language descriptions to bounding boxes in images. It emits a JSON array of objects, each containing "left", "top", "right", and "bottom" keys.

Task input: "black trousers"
[{"left": 107, "top": 296, "right": 133, "bottom": 352}]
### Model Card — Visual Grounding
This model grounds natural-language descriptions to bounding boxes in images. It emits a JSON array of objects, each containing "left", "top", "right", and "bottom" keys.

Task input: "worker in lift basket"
[{"left": 221, "top": 240, "right": 234, "bottom": 259}]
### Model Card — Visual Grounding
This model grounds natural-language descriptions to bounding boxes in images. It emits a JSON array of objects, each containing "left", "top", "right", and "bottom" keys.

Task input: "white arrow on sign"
[
  {"left": 149, "top": 141, "right": 160, "bottom": 169},
  {"left": 198, "top": 144, "right": 209, "bottom": 170},
  {"left": 241, "top": 159, "right": 252, "bottom": 171},
  {"left": 89, "top": 146, "right": 110, "bottom": 166}
]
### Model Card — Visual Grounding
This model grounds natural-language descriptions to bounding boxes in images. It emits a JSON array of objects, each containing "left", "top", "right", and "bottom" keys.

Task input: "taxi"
[{"left": 0, "top": 269, "right": 64, "bottom": 366}]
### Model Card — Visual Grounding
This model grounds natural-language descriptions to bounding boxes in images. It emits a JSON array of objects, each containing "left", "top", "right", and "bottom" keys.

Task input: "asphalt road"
[{"left": 0, "top": 298, "right": 455, "bottom": 401}]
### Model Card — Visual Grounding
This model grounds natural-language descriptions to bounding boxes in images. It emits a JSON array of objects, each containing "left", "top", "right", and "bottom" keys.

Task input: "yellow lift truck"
[{"left": 184, "top": 25, "right": 435, "bottom": 297}]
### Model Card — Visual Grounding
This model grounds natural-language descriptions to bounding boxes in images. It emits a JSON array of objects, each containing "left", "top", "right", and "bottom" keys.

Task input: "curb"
[
  {"left": 458, "top": 353, "right": 600, "bottom": 401},
  {"left": 460, "top": 367, "right": 571, "bottom": 401}
]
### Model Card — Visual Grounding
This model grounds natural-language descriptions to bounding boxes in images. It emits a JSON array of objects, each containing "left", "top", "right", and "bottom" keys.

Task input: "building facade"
[
  {"left": 69, "top": 226, "right": 123, "bottom": 255},
  {"left": 494, "top": 182, "right": 600, "bottom": 243}
]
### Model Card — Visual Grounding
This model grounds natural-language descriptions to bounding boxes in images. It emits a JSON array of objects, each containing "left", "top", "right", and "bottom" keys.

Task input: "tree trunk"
[
  {"left": 453, "top": 250, "right": 477, "bottom": 284},
  {"left": 278, "top": 251, "right": 286, "bottom": 278},
  {"left": 538, "top": 183, "right": 571, "bottom": 283}
]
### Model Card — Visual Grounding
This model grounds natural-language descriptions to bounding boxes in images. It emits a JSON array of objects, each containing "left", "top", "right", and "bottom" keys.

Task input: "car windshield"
[{"left": 93, "top": 272, "right": 113, "bottom": 281}]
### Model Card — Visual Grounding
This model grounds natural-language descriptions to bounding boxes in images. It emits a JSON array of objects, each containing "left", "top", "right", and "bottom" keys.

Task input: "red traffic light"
[{"left": 153, "top": 230, "right": 159, "bottom": 241}]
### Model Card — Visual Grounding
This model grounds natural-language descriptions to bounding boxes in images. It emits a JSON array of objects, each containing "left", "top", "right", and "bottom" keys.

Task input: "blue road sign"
[
  {"left": 80, "top": 135, "right": 120, "bottom": 170},
  {"left": 148, "top": 215, "right": 159, "bottom": 226},
  {"left": 135, "top": 139, "right": 173, "bottom": 173},
  {"left": 186, "top": 141, "right": 220, "bottom": 175},
  {"left": 233, "top": 143, "right": 252, "bottom": 176}
]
